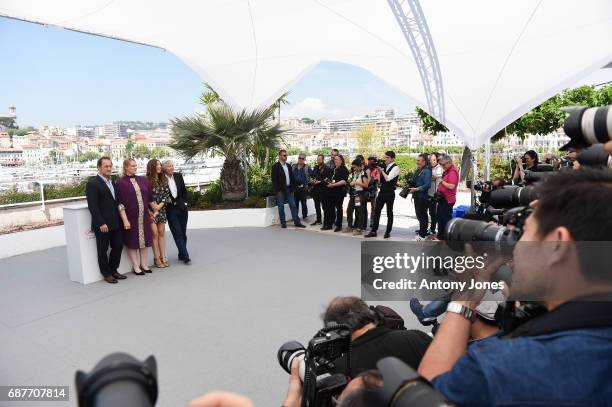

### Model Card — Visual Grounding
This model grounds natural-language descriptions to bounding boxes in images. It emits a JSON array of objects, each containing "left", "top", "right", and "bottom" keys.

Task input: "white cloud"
[{"left": 284, "top": 97, "right": 342, "bottom": 119}]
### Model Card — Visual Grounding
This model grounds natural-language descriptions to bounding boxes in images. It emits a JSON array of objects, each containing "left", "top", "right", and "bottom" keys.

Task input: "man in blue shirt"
[
  {"left": 408, "top": 153, "right": 431, "bottom": 240},
  {"left": 292, "top": 153, "right": 311, "bottom": 221},
  {"left": 419, "top": 168, "right": 612, "bottom": 406}
]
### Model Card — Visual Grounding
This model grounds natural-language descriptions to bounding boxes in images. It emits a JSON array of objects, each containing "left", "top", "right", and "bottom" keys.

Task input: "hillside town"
[{"left": 0, "top": 106, "right": 570, "bottom": 167}]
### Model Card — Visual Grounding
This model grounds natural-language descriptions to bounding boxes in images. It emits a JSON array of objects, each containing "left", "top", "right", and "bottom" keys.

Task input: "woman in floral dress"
[{"left": 146, "top": 159, "right": 171, "bottom": 268}]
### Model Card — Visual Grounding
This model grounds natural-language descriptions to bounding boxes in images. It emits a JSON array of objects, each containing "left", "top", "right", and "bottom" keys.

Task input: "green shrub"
[
  {"left": 203, "top": 179, "right": 223, "bottom": 203},
  {"left": 0, "top": 180, "right": 88, "bottom": 205},
  {"left": 393, "top": 156, "right": 417, "bottom": 188},
  {"left": 244, "top": 195, "right": 266, "bottom": 208},
  {"left": 247, "top": 165, "right": 274, "bottom": 198}
]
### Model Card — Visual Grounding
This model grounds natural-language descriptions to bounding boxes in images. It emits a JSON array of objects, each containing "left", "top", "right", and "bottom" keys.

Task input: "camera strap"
[{"left": 504, "top": 293, "right": 612, "bottom": 339}]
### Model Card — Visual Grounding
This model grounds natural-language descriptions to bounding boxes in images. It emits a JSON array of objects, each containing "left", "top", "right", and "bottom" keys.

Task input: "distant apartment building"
[
  {"left": 135, "top": 138, "right": 169, "bottom": 149},
  {"left": 103, "top": 123, "right": 128, "bottom": 138},
  {"left": 66, "top": 126, "right": 95, "bottom": 137},
  {"left": 0, "top": 148, "right": 24, "bottom": 166},
  {"left": 431, "top": 132, "right": 464, "bottom": 147},
  {"left": 38, "top": 126, "right": 63, "bottom": 137},
  {"left": 0, "top": 132, "right": 10, "bottom": 148},
  {"left": 500, "top": 129, "right": 570, "bottom": 152},
  {"left": 111, "top": 138, "right": 128, "bottom": 158},
  {"left": 313, "top": 109, "right": 421, "bottom": 147},
  {"left": 21, "top": 145, "right": 51, "bottom": 164}
]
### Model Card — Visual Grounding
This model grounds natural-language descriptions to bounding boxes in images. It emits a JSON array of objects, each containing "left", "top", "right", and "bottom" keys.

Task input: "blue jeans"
[
  {"left": 437, "top": 200, "right": 454, "bottom": 240},
  {"left": 428, "top": 199, "right": 438, "bottom": 233},
  {"left": 410, "top": 299, "right": 449, "bottom": 323},
  {"left": 167, "top": 207, "right": 189, "bottom": 259},
  {"left": 276, "top": 190, "right": 301, "bottom": 225}
]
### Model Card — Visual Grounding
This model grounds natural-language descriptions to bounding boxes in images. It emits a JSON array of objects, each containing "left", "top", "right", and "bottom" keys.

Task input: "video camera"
[{"left": 368, "top": 158, "right": 386, "bottom": 169}]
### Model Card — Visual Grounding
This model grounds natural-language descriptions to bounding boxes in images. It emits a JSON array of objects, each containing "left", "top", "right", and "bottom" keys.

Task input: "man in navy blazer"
[{"left": 86, "top": 156, "right": 126, "bottom": 284}]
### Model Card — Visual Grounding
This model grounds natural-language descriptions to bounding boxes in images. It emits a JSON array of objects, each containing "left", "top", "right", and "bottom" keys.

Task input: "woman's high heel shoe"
[
  {"left": 162, "top": 257, "right": 169, "bottom": 267},
  {"left": 154, "top": 257, "right": 164, "bottom": 268},
  {"left": 133, "top": 269, "right": 146, "bottom": 276}
]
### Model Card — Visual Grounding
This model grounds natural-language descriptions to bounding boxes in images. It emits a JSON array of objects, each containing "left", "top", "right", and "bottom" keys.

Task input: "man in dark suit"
[
  {"left": 86, "top": 156, "right": 126, "bottom": 284},
  {"left": 163, "top": 160, "right": 191, "bottom": 264},
  {"left": 271, "top": 149, "right": 305, "bottom": 229}
]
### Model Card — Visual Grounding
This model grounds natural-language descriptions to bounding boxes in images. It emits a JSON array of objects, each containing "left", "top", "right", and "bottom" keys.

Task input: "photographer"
[
  {"left": 409, "top": 154, "right": 432, "bottom": 240},
  {"left": 323, "top": 296, "right": 432, "bottom": 377},
  {"left": 309, "top": 154, "right": 328, "bottom": 226},
  {"left": 345, "top": 159, "right": 369, "bottom": 235},
  {"left": 292, "top": 153, "right": 311, "bottom": 221},
  {"left": 419, "top": 169, "right": 612, "bottom": 406},
  {"left": 322, "top": 154, "right": 349, "bottom": 232},
  {"left": 435, "top": 154, "right": 458, "bottom": 240},
  {"left": 326, "top": 148, "right": 340, "bottom": 169},
  {"left": 512, "top": 150, "right": 539, "bottom": 185},
  {"left": 365, "top": 156, "right": 380, "bottom": 229},
  {"left": 428, "top": 153, "right": 443, "bottom": 235},
  {"left": 365, "top": 151, "right": 400, "bottom": 239}
]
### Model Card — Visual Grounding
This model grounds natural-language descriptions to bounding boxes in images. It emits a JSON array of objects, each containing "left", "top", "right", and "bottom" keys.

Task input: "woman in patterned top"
[
  {"left": 116, "top": 158, "right": 158, "bottom": 275},
  {"left": 146, "top": 159, "right": 171, "bottom": 268}
]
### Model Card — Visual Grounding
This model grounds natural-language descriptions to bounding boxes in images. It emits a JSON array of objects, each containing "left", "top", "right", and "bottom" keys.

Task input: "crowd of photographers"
[
  {"left": 183, "top": 144, "right": 612, "bottom": 407},
  {"left": 271, "top": 147, "right": 464, "bottom": 243},
  {"left": 186, "top": 113, "right": 612, "bottom": 406}
]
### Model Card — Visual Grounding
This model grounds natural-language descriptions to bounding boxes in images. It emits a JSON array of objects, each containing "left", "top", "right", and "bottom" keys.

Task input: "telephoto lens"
[
  {"left": 561, "top": 105, "right": 612, "bottom": 150},
  {"left": 524, "top": 170, "right": 553, "bottom": 184},
  {"left": 368, "top": 357, "right": 452, "bottom": 407},
  {"left": 489, "top": 185, "right": 538, "bottom": 209},
  {"left": 444, "top": 218, "right": 522, "bottom": 255},
  {"left": 277, "top": 341, "right": 306, "bottom": 381},
  {"left": 75, "top": 353, "right": 158, "bottom": 407},
  {"left": 576, "top": 144, "right": 612, "bottom": 169}
]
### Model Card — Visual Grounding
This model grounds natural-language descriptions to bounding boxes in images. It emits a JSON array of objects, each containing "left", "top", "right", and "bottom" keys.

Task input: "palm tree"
[{"left": 170, "top": 87, "right": 287, "bottom": 201}]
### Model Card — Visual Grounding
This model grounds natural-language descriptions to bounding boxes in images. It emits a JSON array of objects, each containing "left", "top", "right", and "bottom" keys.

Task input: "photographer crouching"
[
  {"left": 322, "top": 297, "right": 431, "bottom": 377},
  {"left": 275, "top": 297, "right": 431, "bottom": 407},
  {"left": 419, "top": 168, "right": 612, "bottom": 406}
]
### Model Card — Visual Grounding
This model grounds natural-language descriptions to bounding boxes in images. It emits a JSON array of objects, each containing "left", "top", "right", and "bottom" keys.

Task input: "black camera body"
[
  {"left": 372, "top": 158, "right": 386, "bottom": 168},
  {"left": 399, "top": 179, "right": 417, "bottom": 199},
  {"left": 277, "top": 305, "right": 407, "bottom": 406},
  {"left": 278, "top": 324, "right": 352, "bottom": 407}
]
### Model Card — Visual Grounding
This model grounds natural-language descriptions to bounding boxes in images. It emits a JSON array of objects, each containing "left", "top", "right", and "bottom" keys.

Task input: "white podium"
[{"left": 63, "top": 203, "right": 145, "bottom": 284}]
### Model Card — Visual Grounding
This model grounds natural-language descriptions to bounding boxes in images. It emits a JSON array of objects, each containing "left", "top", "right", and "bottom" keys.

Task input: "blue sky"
[
  {"left": 0, "top": 18, "right": 414, "bottom": 128},
  {"left": 1, "top": 17, "right": 610, "bottom": 128}
]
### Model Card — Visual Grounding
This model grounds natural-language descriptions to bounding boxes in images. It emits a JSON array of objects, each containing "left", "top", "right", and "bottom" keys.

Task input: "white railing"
[{"left": 0, "top": 181, "right": 212, "bottom": 211}]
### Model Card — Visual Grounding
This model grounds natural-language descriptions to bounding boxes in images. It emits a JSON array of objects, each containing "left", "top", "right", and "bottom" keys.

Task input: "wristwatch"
[{"left": 446, "top": 302, "right": 477, "bottom": 323}]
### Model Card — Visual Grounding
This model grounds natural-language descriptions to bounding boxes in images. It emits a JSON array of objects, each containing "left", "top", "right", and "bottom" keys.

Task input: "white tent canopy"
[{"left": 1, "top": 0, "right": 611, "bottom": 147}]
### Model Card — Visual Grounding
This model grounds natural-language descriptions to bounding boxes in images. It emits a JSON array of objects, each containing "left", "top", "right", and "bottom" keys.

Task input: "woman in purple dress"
[{"left": 116, "top": 158, "right": 158, "bottom": 275}]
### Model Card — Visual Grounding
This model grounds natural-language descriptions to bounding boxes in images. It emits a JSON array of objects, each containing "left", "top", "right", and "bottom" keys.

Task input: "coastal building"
[
  {"left": 103, "top": 123, "right": 127, "bottom": 139},
  {"left": 0, "top": 148, "right": 24, "bottom": 166}
]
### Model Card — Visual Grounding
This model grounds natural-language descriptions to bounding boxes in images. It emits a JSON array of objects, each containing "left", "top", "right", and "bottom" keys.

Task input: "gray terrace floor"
[{"left": 0, "top": 224, "right": 426, "bottom": 407}]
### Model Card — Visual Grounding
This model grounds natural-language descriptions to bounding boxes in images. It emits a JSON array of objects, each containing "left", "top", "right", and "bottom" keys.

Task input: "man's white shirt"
[
  {"left": 280, "top": 161, "right": 290, "bottom": 186},
  {"left": 166, "top": 174, "right": 178, "bottom": 198},
  {"left": 386, "top": 162, "right": 400, "bottom": 181}
]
